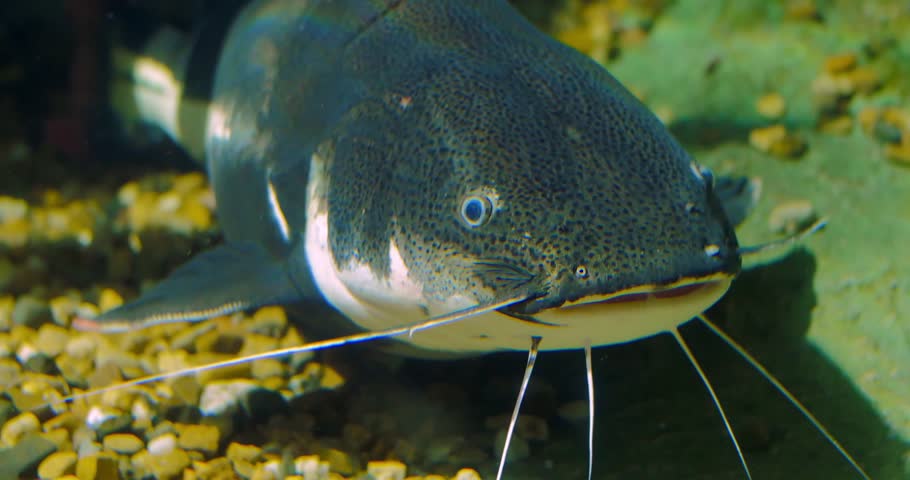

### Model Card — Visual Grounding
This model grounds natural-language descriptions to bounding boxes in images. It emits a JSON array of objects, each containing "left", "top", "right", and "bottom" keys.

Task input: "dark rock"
[
  {"left": 0, "top": 432, "right": 57, "bottom": 479},
  {"left": 11, "top": 295, "right": 52, "bottom": 329}
]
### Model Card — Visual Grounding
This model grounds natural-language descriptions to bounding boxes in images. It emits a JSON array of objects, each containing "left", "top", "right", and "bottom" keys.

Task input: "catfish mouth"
[
  {"left": 571, "top": 281, "right": 712, "bottom": 307},
  {"left": 504, "top": 272, "right": 735, "bottom": 316}
]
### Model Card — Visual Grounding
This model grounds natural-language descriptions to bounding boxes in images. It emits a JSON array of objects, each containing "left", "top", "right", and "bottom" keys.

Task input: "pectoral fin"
[
  {"left": 715, "top": 175, "right": 761, "bottom": 227},
  {"left": 77, "top": 243, "right": 302, "bottom": 332}
]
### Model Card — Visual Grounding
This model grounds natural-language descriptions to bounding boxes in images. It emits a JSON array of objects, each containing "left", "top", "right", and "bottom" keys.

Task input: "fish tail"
[
  {"left": 107, "top": 2, "right": 245, "bottom": 162},
  {"left": 110, "top": 25, "right": 201, "bottom": 158}
]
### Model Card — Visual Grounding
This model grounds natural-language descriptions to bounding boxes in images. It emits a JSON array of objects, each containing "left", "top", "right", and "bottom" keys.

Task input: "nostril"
[
  {"left": 703, "top": 244, "right": 721, "bottom": 257},
  {"left": 685, "top": 202, "right": 702, "bottom": 215}
]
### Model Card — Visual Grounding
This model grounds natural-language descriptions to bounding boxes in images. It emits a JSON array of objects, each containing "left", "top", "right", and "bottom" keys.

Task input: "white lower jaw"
[{"left": 397, "top": 278, "right": 733, "bottom": 353}]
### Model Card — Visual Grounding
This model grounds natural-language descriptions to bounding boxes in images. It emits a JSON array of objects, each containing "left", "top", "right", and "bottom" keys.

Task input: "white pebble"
[
  {"left": 147, "top": 433, "right": 178, "bottom": 456},
  {"left": 15, "top": 342, "right": 39, "bottom": 364},
  {"left": 84, "top": 406, "right": 120, "bottom": 431},
  {"left": 366, "top": 460, "right": 406, "bottom": 480},
  {"left": 294, "top": 455, "right": 330, "bottom": 480},
  {"left": 199, "top": 380, "right": 258, "bottom": 416}
]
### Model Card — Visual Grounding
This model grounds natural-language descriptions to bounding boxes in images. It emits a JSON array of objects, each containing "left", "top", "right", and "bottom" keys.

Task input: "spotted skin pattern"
[{"left": 214, "top": 0, "right": 737, "bottom": 313}]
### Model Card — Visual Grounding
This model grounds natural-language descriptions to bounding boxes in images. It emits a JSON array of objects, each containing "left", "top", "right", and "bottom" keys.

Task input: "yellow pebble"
[
  {"left": 1, "top": 412, "right": 40, "bottom": 445},
  {"left": 37, "top": 451, "right": 77, "bottom": 479},
  {"left": 451, "top": 468, "right": 483, "bottom": 480},
  {"left": 302, "top": 362, "right": 346, "bottom": 390},
  {"left": 823, "top": 52, "right": 857, "bottom": 73},
  {"left": 0, "top": 196, "right": 28, "bottom": 223},
  {"left": 172, "top": 172, "right": 207, "bottom": 194},
  {"left": 885, "top": 141, "right": 910, "bottom": 166},
  {"left": 857, "top": 107, "right": 880, "bottom": 134},
  {"left": 755, "top": 93, "right": 786, "bottom": 119},
  {"left": 367, "top": 460, "right": 407, "bottom": 480},
  {"left": 847, "top": 66, "right": 881, "bottom": 94},
  {"left": 749, "top": 125, "right": 787, "bottom": 152},
  {"left": 0, "top": 218, "right": 30, "bottom": 248},
  {"left": 98, "top": 288, "right": 124, "bottom": 313},
  {"left": 818, "top": 115, "right": 853, "bottom": 135}
]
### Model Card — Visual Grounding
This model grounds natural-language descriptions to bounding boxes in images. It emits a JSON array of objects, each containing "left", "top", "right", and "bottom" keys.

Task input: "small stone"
[
  {"left": 823, "top": 52, "right": 857, "bottom": 74},
  {"left": 249, "top": 306, "right": 288, "bottom": 337},
  {"left": 233, "top": 459, "right": 255, "bottom": 479},
  {"left": 131, "top": 397, "right": 155, "bottom": 431},
  {"left": 290, "top": 363, "right": 345, "bottom": 393},
  {"left": 34, "top": 323, "right": 70, "bottom": 357},
  {"left": 451, "top": 468, "right": 482, "bottom": 480},
  {"left": 857, "top": 107, "right": 880, "bottom": 134},
  {"left": 280, "top": 327, "right": 314, "bottom": 368},
  {"left": 755, "top": 92, "right": 786, "bottom": 119},
  {"left": 321, "top": 448, "right": 354, "bottom": 476},
  {"left": 199, "top": 380, "right": 259, "bottom": 416},
  {"left": 251, "top": 358, "right": 286, "bottom": 380},
  {"left": 146, "top": 447, "right": 191, "bottom": 480},
  {"left": 0, "top": 433, "right": 57, "bottom": 478},
  {"left": 1, "top": 411, "right": 40, "bottom": 445},
  {"left": 750, "top": 125, "right": 807, "bottom": 158},
  {"left": 0, "top": 261, "right": 14, "bottom": 297},
  {"left": 72, "top": 425, "right": 99, "bottom": 455},
  {"left": 0, "top": 295, "right": 14, "bottom": 331},
  {"left": 0, "top": 357, "right": 22, "bottom": 386},
  {"left": 873, "top": 119, "right": 904, "bottom": 144},
  {"left": 847, "top": 66, "right": 881, "bottom": 94},
  {"left": 294, "top": 455, "right": 330, "bottom": 480},
  {"left": 177, "top": 424, "right": 220, "bottom": 457},
  {"left": 818, "top": 115, "right": 853, "bottom": 135},
  {"left": 226, "top": 442, "right": 262, "bottom": 463},
  {"left": 768, "top": 134, "right": 808, "bottom": 158},
  {"left": 238, "top": 333, "right": 279, "bottom": 356},
  {"left": 44, "top": 412, "right": 79, "bottom": 432},
  {"left": 749, "top": 125, "right": 807, "bottom": 158},
  {"left": 37, "top": 451, "right": 78, "bottom": 479},
  {"left": 768, "top": 200, "right": 817, "bottom": 235},
  {"left": 103, "top": 433, "right": 144, "bottom": 455},
  {"left": 0, "top": 396, "right": 16, "bottom": 427},
  {"left": 169, "top": 321, "right": 216, "bottom": 351},
  {"left": 749, "top": 125, "right": 787, "bottom": 152},
  {"left": 76, "top": 454, "right": 120, "bottom": 480},
  {"left": 97, "top": 289, "right": 124, "bottom": 313},
  {"left": 785, "top": 0, "right": 821, "bottom": 21},
  {"left": 85, "top": 406, "right": 127, "bottom": 432},
  {"left": 86, "top": 362, "right": 124, "bottom": 391},
  {"left": 367, "top": 460, "right": 406, "bottom": 480},
  {"left": 195, "top": 328, "right": 244, "bottom": 355},
  {"left": 12, "top": 295, "right": 52, "bottom": 328},
  {"left": 811, "top": 73, "right": 853, "bottom": 113},
  {"left": 885, "top": 141, "right": 910, "bottom": 166},
  {"left": 64, "top": 334, "right": 97, "bottom": 359},
  {"left": 256, "top": 459, "right": 282, "bottom": 480},
  {"left": 148, "top": 432, "right": 179, "bottom": 456},
  {"left": 0, "top": 196, "right": 28, "bottom": 223},
  {"left": 194, "top": 457, "right": 234, "bottom": 480},
  {"left": 21, "top": 349, "right": 58, "bottom": 375},
  {"left": 39, "top": 428, "right": 69, "bottom": 450},
  {"left": 172, "top": 172, "right": 207, "bottom": 194}
]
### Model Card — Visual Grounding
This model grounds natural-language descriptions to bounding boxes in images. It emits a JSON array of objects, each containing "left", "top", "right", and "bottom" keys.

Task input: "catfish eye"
[{"left": 459, "top": 194, "right": 494, "bottom": 228}]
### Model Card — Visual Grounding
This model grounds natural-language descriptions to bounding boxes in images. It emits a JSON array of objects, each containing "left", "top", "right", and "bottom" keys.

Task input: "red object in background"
[{"left": 44, "top": 0, "right": 106, "bottom": 160}]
